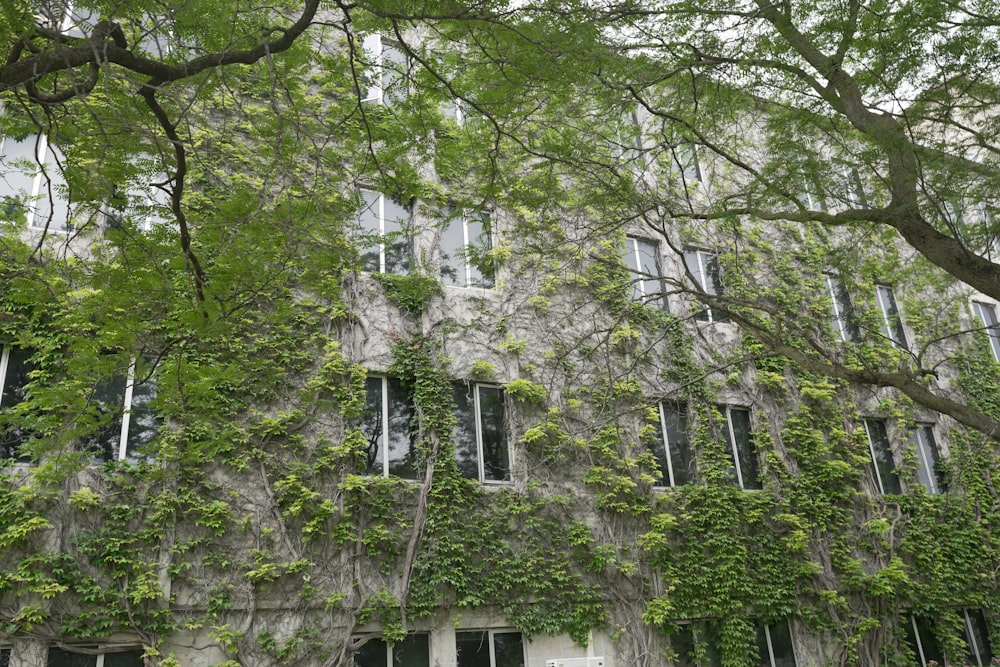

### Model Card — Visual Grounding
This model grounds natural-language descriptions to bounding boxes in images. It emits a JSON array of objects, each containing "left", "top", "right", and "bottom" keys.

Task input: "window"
[
  {"left": 0, "top": 647, "right": 9, "bottom": 667},
  {"left": 864, "top": 419, "right": 901, "bottom": 495},
  {"left": 718, "top": 406, "right": 761, "bottom": 490},
  {"left": 360, "top": 376, "right": 419, "bottom": 479},
  {"left": 622, "top": 237, "right": 667, "bottom": 309},
  {"left": 361, "top": 34, "right": 409, "bottom": 106},
  {"left": 755, "top": 621, "right": 797, "bottom": 667},
  {"left": 825, "top": 274, "right": 860, "bottom": 342},
  {"left": 358, "top": 189, "right": 412, "bottom": 274},
  {"left": 671, "top": 620, "right": 795, "bottom": 667},
  {"left": 0, "top": 345, "right": 33, "bottom": 460},
  {"left": 840, "top": 166, "right": 866, "bottom": 208},
  {"left": 455, "top": 630, "right": 525, "bottom": 667},
  {"left": 874, "top": 285, "right": 908, "bottom": 350},
  {"left": 613, "top": 109, "right": 642, "bottom": 163},
  {"left": 648, "top": 402, "right": 693, "bottom": 487},
  {"left": 800, "top": 175, "right": 826, "bottom": 211},
  {"left": 972, "top": 301, "right": 1000, "bottom": 362},
  {"left": 85, "top": 361, "right": 159, "bottom": 463},
  {"left": 47, "top": 648, "right": 144, "bottom": 667},
  {"left": 910, "top": 425, "right": 942, "bottom": 494},
  {"left": 904, "top": 611, "right": 993, "bottom": 667},
  {"left": 440, "top": 208, "right": 495, "bottom": 289},
  {"left": 670, "top": 143, "right": 702, "bottom": 183},
  {"left": 354, "top": 633, "right": 429, "bottom": 667},
  {"left": 452, "top": 383, "right": 509, "bottom": 482},
  {"left": 683, "top": 249, "right": 729, "bottom": 323},
  {"left": 0, "top": 133, "right": 72, "bottom": 232}
]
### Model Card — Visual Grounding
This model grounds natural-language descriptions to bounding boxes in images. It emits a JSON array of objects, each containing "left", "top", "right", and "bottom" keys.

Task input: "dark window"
[
  {"left": 354, "top": 634, "right": 429, "bottom": 667},
  {"left": 910, "top": 425, "right": 942, "bottom": 494},
  {"left": 756, "top": 621, "right": 797, "bottom": 667},
  {"left": 865, "top": 419, "right": 901, "bottom": 495},
  {"left": 648, "top": 402, "right": 693, "bottom": 487},
  {"left": 47, "top": 649, "right": 143, "bottom": 667},
  {"left": 0, "top": 345, "right": 34, "bottom": 460},
  {"left": 875, "top": 285, "right": 908, "bottom": 350},
  {"left": 825, "top": 274, "right": 860, "bottom": 342},
  {"left": 456, "top": 630, "right": 524, "bottom": 667},
  {"left": 361, "top": 376, "right": 419, "bottom": 479},
  {"left": 440, "top": 209, "right": 494, "bottom": 289},
  {"left": 84, "top": 361, "right": 160, "bottom": 463},
  {"left": 623, "top": 237, "right": 667, "bottom": 309},
  {"left": 718, "top": 406, "right": 760, "bottom": 490},
  {"left": 962, "top": 609, "right": 993, "bottom": 667},
  {"left": 0, "top": 648, "right": 9, "bottom": 667},
  {"left": 904, "top": 616, "right": 945, "bottom": 667},
  {"left": 452, "top": 383, "right": 509, "bottom": 482},
  {"left": 972, "top": 301, "right": 1000, "bottom": 362},
  {"left": 82, "top": 374, "right": 127, "bottom": 462},
  {"left": 358, "top": 190, "right": 412, "bottom": 274},
  {"left": 684, "top": 249, "right": 729, "bottom": 323}
]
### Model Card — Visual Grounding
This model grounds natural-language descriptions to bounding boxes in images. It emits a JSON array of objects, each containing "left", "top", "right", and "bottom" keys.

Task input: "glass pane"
[
  {"left": 467, "top": 211, "right": 494, "bottom": 288},
  {"left": 383, "top": 195, "right": 411, "bottom": 274},
  {"left": 1, "top": 347, "right": 33, "bottom": 459},
  {"left": 974, "top": 302, "right": 1000, "bottom": 361},
  {"left": 394, "top": 633, "right": 429, "bottom": 667},
  {"left": 361, "top": 377, "right": 385, "bottom": 475},
  {"left": 729, "top": 408, "right": 760, "bottom": 490},
  {"left": 83, "top": 375, "right": 128, "bottom": 462},
  {"left": 866, "top": 420, "right": 901, "bottom": 494},
  {"left": 46, "top": 648, "right": 97, "bottom": 667},
  {"left": 647, "top": 405, "right": 670, "bottom": 485},
  {"left": 493, "top": 632, "right": 524, "bottom": 667},
  {"left": 440, "top": 212, "right": 467, "bottom": 287},
  {"left": 877, "top": 286, "right": 907, "bottom": 350},
  {"left": 767, "top": 622, "right": 797, "bottom": 667},
  {"left": 672, "top": 626, "right": 697, "bottom": 667},
  {"left": 455, "top": 631, "right": 491, "bottom": 667},
  {"left": 0, "top": 136, "right": 40, "bottom": 224},
  {"left": 386, "top": 377, "right": 419, "bottom": 479},
  {"left": 478, "top": 386, "right": 509, "bottom": 482},
  {"left": 358, "top": 190, "right": 381, "bottom": 272},
  {"left": 0, "top": 648, "right": 9, "bottom": 667},
  {"left": 636, "top": 238, "right": 665, "bottom": 309},
  {"left": 906, "top": 616, "right": 943, "bottom": 666},
  {"left": 126, "top": 377, "right": 159, "bottom": 460},
  {"left": 912, "top": 426, "right": 940, "bottom": 494},
  {"left": 452, "top": 384, "right": 480, "bottom": 480},
  {"left": 665, "top": 402, "right": 693, "bottom": 485},
  {"left": 103, "top": 652, "right": 145, "bottom": 667},
  {"left": 684, "top": 249, "right": 710, "bottom": 322},
  {"left": 755, "top": 624, "right": 771, "bottom": 667},
  {"left": 382, "top": 42, "right": 408, "bottom": 107},
  {"left": 355, "top": 638, "right": 387, "bottom": 667},
  {"left": 964, "top": 609, "right": 992, "bottom": 666}
]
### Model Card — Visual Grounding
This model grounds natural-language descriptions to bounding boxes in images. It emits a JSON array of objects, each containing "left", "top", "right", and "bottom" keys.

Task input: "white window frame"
[
  {"left": 360, "top": 34, "right": 407, "bottom": 106},
  {"left": 0, "top": 133, "right": 71, "bottom": 233},
  {"left": 961, "top": 609, "right": 991, "bottom": 667},
  {"left": 623, "top": 236, "right": 666, "bottom": 308},
  {"left": 972, "top": 300, "right": 1000, "bottom": 362},
  {"left": 441, "top": 208, "right": 495, "bottom": 289},
  {"left": 454, "top": 383, "right": 510, "bottom": 484},
  {"left": 825, "top": 274, "right": 858, "bottom": 342},
  {"left": 864, "top": 419, "right": 900, "bottom": 495},
  {"left": 911, "top": 424, "right": 941, "bottom": 494},
  {"left": 361, "top": 375, "right": 420, "bottom": 479},
  {"left": 357, "top": 189, "right": 411, "bottom": 275},
  {"left": 91, "top": 359, "right": 157, "bottom": 463},
  {"left": 47, "top": 647, "right": 144, "bottom": 667},
  {"left": 652, "top": 401, "right": 691, "bottom": 488},
  {"left": 875, "top": 284, "right": 908, "bottom": 350},
  {"left": 352, "top": 632, "right": 429, "bottom": 666},
  {"left": 759, "top": 621, "right": 798, "bottom": 667},
  {"left": 719, "top": 405, "right": 760, "bottom": 490},
  {"left": 684, "top": 248, "right": 728, "bottom": 323},
  {"left": 455, "top": 629, "right": 525, "bottom": 667}
]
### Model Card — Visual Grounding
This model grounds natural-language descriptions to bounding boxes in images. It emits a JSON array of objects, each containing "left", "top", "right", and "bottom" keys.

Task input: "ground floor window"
[
  {"left": 354, "top": 634, "right": 429, "bottom": 667},
  {"left": 455, "top": 629, "right": 525, "bottom": 667},
  {"left": 47, "top": 648, "right": 144, "bottom": 667}
]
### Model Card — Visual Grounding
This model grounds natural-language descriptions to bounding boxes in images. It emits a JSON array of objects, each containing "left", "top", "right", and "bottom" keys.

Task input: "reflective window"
[
  {"left": 440, "top": 208, "right": 494, "bottom": 288},
  {"left": 910, "top": 425, "right": 942, "bottom": 494},
  {"left": 85, "top": 360, "right": 159, "bottom": 463},
  {"left": 623, "top": 237, "right": 667, "bottom": 309},
  {"left": 825, "top": 274, "right": 860, "bottom": 342},
  {"left": 684, "top": 249, "right": 729, "bottom": 323},
  {"left": 717, "top": 406, "right": 760, "bottom": 490},
  {"left": 0, "top": 345, "right": 33, "bottom": 460},
  {"left": 354, "top": 633, "right": 429, "bottom": 667},
  {"left": 0, "top": 134, "right": 72, "bottom": 232},
  {"left": 648, "top": 402, "right": 693, "bottom": 487},
  {"left": 972, "top": 301, "right": 1000, "bottom": 362},
  {"left": 358, "top": 189, "right": 412, "bottom": 274},
  {"left": 456, "top": 630, "right": 524, "bottom": 667},
  {"left": 875, "top": 285, "right": 908, "bottom": 350},
  {"left": 452, "top": 383, "right": 509, "bottom": 482},
  {"left": 864, "top": 419, "right": 901, "bottom": 495},
  {"left": 361, "top": 35, "right": 409, "bottom": 106},
  {"left": 361, "top": 376, "right": 419, "bottom": 479}
]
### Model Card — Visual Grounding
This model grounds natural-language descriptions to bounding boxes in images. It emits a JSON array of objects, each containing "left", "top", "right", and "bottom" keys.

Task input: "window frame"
[
  {"left": 910, "top": 424, "right": 942, "bottom": 494},
  {"left": 360, "top": 34, "right": 409, "bottom": 106},
  {"left": 47, "top": 647, "right": 145, "bottom": 667},
  {"left": 756, "top": 620, "right": 798, "bottom": 667},
  {"left": 972, "top": 300, "right": 1000, "bottom": 362},
  {"left": 0, "top": 344, "right": 33, "bottom": 461},
  {"left": 88, "top": 359, "right": 159, "bottom": 463},
  {"left": 352, "top": 632, "right": 430, "bottom": 667},
  {"left": 718, "top": 405, "right": 761, "bottom": 490},
  {"left": 440, "top": 208, "right": 495, "bottom": 289},
  {"left": 864, "top": 419, "right": 901, "bottom": 495},
  {"left": 357, "top": 188, "right": 412, "bottom": 275},
  {"left": 874, "top": 284, "right": 908, "bottom": 350},
  {"left": 361, "top": 375, "right": 420, "bottom": 479},
  {"left": 684, "top": 248, "right": 729, "bottom": 323},
  {"left": 452, "top": 382, "right": 510, "bottom": 484},
  {"left": 455, "top": 629, "right": 525, "bottom": 667},
  {"left": 623, "top": 236, "right": 667, "bottom": 309},
  {"left": 0, "top": 132, "right": 72, "bottom": 233},
  {"left": 825, "top": 274, "right": 860, "bottom": 342},
  {"left": 649, "top": 401, "right": 692, "bottom": 488}
]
